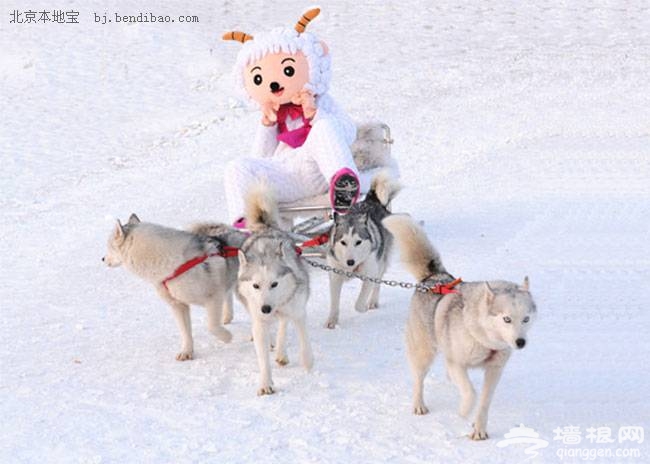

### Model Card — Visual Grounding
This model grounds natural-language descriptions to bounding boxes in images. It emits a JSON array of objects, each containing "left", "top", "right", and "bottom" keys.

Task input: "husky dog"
[
  {"left": 325, "top": 171, "right": 401, "bottom": 328},
  {"left": 237, "top": 185, "right": 313, "bottom": 395},
  {"left": 103, "top": 214, "right": 247, "bottom": 361},
  {"left": 383, "top": 215, "right": 537, "bottom": 440}
]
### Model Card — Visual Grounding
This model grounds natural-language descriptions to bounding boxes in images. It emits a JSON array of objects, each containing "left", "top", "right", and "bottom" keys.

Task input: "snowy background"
[{"left": 1, "top": 1, "right": 649, "bottom": 462}]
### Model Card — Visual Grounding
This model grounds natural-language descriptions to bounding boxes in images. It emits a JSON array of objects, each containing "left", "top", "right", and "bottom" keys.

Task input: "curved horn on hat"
[
  {"left": 295, "top": 8, "right": 320, "bottom": 33},
  {"left": 222, "top": 31, "right": 254, "bottom": 43}
]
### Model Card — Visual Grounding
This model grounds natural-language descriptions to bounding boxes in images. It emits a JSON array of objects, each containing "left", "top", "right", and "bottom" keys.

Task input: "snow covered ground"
[{"left": 1, "top": 1, "right": 649, "bottom": 462}]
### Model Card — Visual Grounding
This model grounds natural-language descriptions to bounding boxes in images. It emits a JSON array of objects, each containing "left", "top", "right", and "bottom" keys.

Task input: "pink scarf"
[{"left": 276, "top": 103, "right": 312, "bottom": 148}]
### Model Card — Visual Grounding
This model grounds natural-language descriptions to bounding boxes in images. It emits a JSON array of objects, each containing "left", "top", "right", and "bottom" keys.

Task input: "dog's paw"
[
  {"left": 175, "top": 350, "right": 193, "bottom": 361},
  {"left": 210, "top": 326, "right": 232, "bottom": 343},
  {"left": 275, "top": 355, "right": 289, "bottom": 366},
  {"left": 413, "top": 404, "right": 429, "bottom": 415},
  {"left": 257, "top": 385, "right": 275, "bottom": 396},
  {"left": 469, "top": 424, "right": 488, "bottom": 441},
  {"left": 354, "top": 302, "right": 369, "bottom": 313},
  {"left": 368, "top": 300, "right": 379, "bottom": 310},
  {"left": 325, "top": 319, "right": 337, "bottom": 329},
  {"left": 222, "top": 313, "right": 233, "bottom": 325}
]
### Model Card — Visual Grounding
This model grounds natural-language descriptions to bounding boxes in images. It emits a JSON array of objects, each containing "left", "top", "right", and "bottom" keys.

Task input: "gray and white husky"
[
  {"left": 383, "top": 215, "right": 537, "bottom": 440},
  {"left": 103, "top": 214, "right": 247, "bottom": 361},
  {"left": 237, "top": 185, "right": 313, "bottom": 395},
  {"left": 325, "top": 171, "right": 401, "bottom": 328}
]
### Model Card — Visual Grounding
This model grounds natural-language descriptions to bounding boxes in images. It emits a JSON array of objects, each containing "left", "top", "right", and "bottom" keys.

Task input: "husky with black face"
[
  {"left": 237, "top": 184, "right": 313, "bottom": 396},
  {"left": 325, "top": 171, "right": 401, "bottom": 328},
  {"left": 383, "top": 214, "right": 537, "bottom": 441}
]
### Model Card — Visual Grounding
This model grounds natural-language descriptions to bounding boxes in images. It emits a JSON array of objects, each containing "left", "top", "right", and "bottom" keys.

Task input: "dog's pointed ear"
[
  {"left": 238, "top": 250, "right": 247, "bottom": 266},
  {"left": 521, "top": 276, "right": 530, "bottom": 291},
  {"left": 113, "top": 219, "right": 125, "bottom": 240},
  {"left": 483, "top": 281, "right": 495, "bottom": 304},
  {"left": 128, "top": 213, "right": 141, "bottom": 225}
]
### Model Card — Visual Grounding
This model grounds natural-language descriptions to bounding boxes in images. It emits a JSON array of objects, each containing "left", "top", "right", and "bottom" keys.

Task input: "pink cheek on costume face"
[{"left": 244, "top": 74, "right": 268, "bottom": 105}]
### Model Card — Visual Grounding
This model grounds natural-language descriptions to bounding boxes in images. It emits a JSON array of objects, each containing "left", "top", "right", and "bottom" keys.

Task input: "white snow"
[{"left": 1, "top": 1, "right": 649, "bottom": 462}]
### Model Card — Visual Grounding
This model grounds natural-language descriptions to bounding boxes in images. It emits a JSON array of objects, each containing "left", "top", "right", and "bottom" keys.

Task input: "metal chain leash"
[{"left": 302, "top": 257, "right": 434, "bottom": 294}]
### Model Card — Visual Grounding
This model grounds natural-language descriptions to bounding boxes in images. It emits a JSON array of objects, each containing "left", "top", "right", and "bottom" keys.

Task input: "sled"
[{"left": 280, "top": 122, "right": 397, "bottom": 257}]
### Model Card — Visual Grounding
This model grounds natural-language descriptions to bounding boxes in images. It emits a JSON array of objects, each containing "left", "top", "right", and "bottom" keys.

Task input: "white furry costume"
[{"left": 224, "top": 27, "right": 364, "bottom": 220}]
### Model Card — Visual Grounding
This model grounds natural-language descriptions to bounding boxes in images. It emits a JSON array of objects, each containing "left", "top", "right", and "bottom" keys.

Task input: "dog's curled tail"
[
  {"left": 382, "top": 214, "right": 448, "bottom": 282},
  {"left": 245, "top": 182, "right": 280, "bottom": 232},
  {"left": 367, "top": 170, "right": 402, "bottom": 208}
]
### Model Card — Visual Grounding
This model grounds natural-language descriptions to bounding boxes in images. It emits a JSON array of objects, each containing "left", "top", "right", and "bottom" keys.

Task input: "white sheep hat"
[{"left": 223, "top": 8, "right": 331, "bottom": 97}]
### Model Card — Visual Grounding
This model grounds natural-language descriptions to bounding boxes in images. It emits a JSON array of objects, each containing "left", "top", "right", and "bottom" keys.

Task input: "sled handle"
[{"left": 381, "top": 123, "right": 394, "bottom": 149}]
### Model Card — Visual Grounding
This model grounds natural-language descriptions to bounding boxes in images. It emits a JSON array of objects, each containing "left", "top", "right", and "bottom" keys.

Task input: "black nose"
[
  {"left": 516, "top": 338, "right": 526, "bottom": 349},
  {"left": 101, "top": 256, "right": 105, "bottom": 262},
  {"left": 261, "top": 305, "right": 272, "bottom": 314},
  {"left": 347, "top": 259, "right": 355, "bottom": 266},
  {"left": 270, "top": 82, "right": 280, "bottom": 92}
]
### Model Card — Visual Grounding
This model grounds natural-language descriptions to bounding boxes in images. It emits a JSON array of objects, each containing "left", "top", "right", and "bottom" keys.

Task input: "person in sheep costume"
[{"left": 223, "top": 8, "right": 363, "bottom": 226}]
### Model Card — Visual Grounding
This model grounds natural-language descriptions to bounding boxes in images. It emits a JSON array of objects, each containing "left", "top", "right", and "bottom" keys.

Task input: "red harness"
[
  {"left": 295, "top": 233, "right": 329, "bottom": 255},
  {"left": 162, "top": 246, "right": 239, "bottom": 291},
  {"left": 429, "top": 277, "right": 463, "bottom": 295},
  {"left": 161, "top": 232, "right": 331, "bottom": 291}
]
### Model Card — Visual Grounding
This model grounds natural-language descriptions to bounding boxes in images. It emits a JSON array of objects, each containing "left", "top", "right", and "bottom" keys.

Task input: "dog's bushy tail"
[
  {"left": 382, "top": 214, "right": 448, "bottom": 282},
  {"left": 187, "top": 222, "right": 230, "bottom": 237},
  {"left": 188, "top": 222, "right": 248, "bottom": 248},
  {"left": 245, "top": 182, "right": 280, "bottom": 232},
  {"left": 366, "top": 170, "right": 402, "bottom": 208}
]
